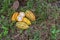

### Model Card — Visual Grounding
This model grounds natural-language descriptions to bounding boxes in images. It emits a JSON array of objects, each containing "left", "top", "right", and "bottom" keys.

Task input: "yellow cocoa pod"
[
  {"left": 16, "top": 22, "right": 29, "bottom": 29},
  {"left": 11, "top": 12, "right": 19, "bottom": 21},
  {"left": 25, "top": 10, "right": 35, "bottom": 21},
  {"left": 22, "top": 17, "right": 31, "bottom": 25}
]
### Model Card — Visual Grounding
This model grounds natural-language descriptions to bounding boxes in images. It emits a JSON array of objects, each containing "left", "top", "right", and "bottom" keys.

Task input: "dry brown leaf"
[{"left": 12, "top": 1, "right": 19, "bottom": 10}]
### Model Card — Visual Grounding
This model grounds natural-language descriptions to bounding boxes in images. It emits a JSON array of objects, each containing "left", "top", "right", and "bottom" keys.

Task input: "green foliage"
[
  {"left": 35, "top": 0, "right": 47, "bottom": 24},
  {"left": 1, "top": 15, "right": 5, "bottom": 19},
  {"left": 0, "top": 0, "right": 15, "bottom": 39},
  {"left": 0, "top": 33, "right": 2, "bottom": 39},
  {"left": 0, "top": 25, "right": 8, "bottom": 39},
  {"left": 27, "top": 28, "right": 32, "bottom": 35},
  {"left": 50, "top": 24, "right": 60, "bottom": 40},
  {"left": 0, "top": 0, "right": 10, "bottom": 14},
  {"left": 47, "top": 0, "right": 57, "bottom": 3},
  {"left": 27, "top": 0, "right": 34, "bottom": 9},
  {"left": 26, "top": 28, "right": 40, "bottom": 40},
  {"left": 33, "top": 31, "right": 40, "bottom": 40}
]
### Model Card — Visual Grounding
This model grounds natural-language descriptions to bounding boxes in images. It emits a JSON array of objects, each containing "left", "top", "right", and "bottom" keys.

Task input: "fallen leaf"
[{"left": 12, "top": 0, "right": 19, "bottom": 10}]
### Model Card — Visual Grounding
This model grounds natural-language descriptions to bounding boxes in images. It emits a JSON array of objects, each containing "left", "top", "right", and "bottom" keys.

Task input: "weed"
[
  {"left": 50, "top": 24, "right": 60, "bottom": 40},
  {"left": 33, "top": 31, "right": 40, "bottom": 40}
]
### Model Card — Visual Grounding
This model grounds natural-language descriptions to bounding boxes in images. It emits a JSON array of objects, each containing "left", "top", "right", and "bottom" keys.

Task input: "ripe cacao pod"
[
  {"left": 22, "top": 17, "right": 31, "bottom": 25},
  {"left": 16, "top": 22, "right": 29, "bottom": 29},
  {"left": 11, "top": 12, "right": 19, "bottom": 21},
  {"left": 25, "top": 10, "right": 35, "bottom": 21}
]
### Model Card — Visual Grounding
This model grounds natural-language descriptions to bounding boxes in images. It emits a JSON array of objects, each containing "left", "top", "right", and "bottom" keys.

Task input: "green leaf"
[
  {"left": 56, "top": 30, "right": 60, "bottom": 33},
  {"left": 1, "top": 15, "right": 5, "bottom": 19},
  {"left": 0, "top": 33, "right": 2, "bottom": 39},
  {"left": 51, "top": 29, "right": 56, "bottom": 34},
  {"left": 20, "top": 30, "right": 23, "bottom": 34},
  {"left": 3, "top": 30, "right": 8, "bottom": 36},
  {"left": 2, "top": 25, "right": 8, "bottom": 30},
  {"left": 33, "top": 31, "right": 40, "bottom": 40}
]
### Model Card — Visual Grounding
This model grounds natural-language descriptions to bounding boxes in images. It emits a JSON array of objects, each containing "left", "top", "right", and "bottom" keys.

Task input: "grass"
[
  {"left": 0, "top": 0, "right": 60, "bottom": 40},
  {"left": 50, "top": 24, "right": 60, "bottom": 40}
]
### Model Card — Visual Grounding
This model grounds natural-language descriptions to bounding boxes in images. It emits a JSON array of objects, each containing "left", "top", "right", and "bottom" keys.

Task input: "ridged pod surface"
[
  {"left": 25, "top": 10, "right": 35, "bottom": 21},
  {"left": 22, "top": 17, "right": 31, "bottom": 25},
  {"left": 16, "top": 22, "right": 29, "bottom": 29},
  {"left": 11, "top": 12, "right": 19, "bottom": 21}
]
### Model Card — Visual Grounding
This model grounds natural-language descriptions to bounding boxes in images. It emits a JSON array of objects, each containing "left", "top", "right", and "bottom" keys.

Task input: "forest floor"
[{"left": 0, "top": 0, "right": 60, "bottom": 40}]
